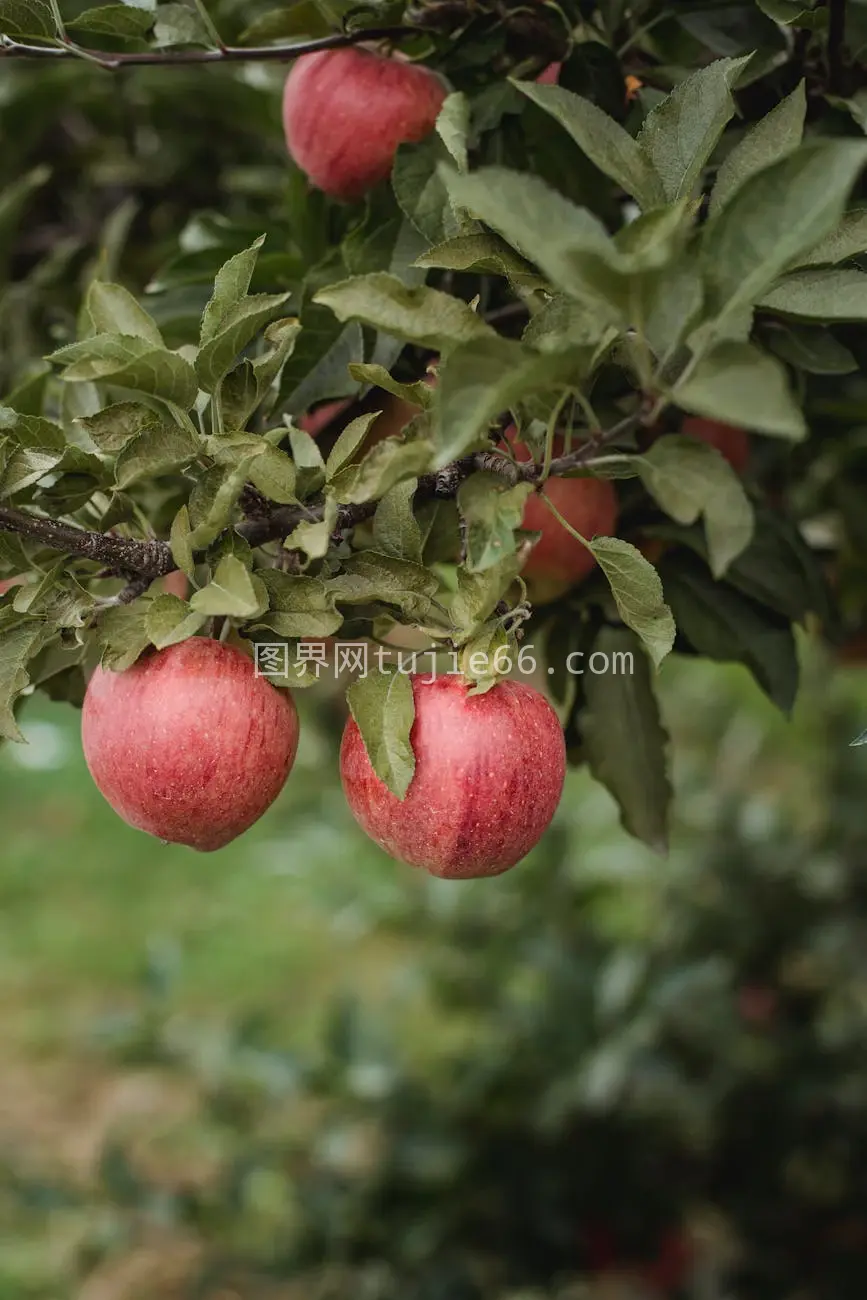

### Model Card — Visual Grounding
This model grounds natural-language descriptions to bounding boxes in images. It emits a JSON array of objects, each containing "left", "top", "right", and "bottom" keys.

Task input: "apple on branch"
[
  {"left": 340, "top": 673, "right": 566, "bottom": 879},
  {"left": 82, "top": 638, "right": 300, "bottom": 851},
  {"left": 283, "top": 48, "right": 447, "bottom": 201}
]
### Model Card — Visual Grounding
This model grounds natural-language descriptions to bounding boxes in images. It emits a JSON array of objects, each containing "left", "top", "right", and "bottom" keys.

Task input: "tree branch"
[
  {"left": 0, "top": 26, "right": 416, "bottom": 69},
  {"left": 0, "top": 414, "right": 639, "bottom": 578}
]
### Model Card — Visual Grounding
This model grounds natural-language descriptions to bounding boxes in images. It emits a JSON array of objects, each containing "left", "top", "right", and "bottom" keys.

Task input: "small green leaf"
[
  {"left": 98, "top": 599, "right": 153, "bottom": 672},
  {"left": 349, "top": 363, "right": 432, "bottom": 410},
  {"left": 286, "top": 495, "right": 338, "bottom": 560},
  {"left": 49, "top": 334, "right": 199, "bottom": 409},
  {"left": 373, "top": 479, "right": 423, "bottom": 563},
  {"left": 77, "top": 402, "right": 160, "bottom": 455},
  {"left": 87, "top": 281, "right": 164, "bottom": 347},
  {"left": 0, "top": 621, "right": 45, "bottom": 742},
  {"left": 170, "top": 505, "right": 195, "bottom": 577},
  {"left": 287, "top": 425, "right": 325, "bottom": 499},
  {"left": 458, "top": 471, "right": 532, "bottom": 573},
  {"left": 0, "top": 0, "right": 55, "bottom": 39},
  {"left": 758, "top": 269, "right": 867, "bottom": 321},
  {"left": 329, "top": 551, "right": 440, "bottom": 623},
  {"left": 196, "top": 291, "right": 291, "bottom": 393},
  {"left": 325, "top": 412, "right": 381, "bottom": 480},
  {"left": 200, "top": 236, "right": 265, "bottom": 344},
  {"left": 637, "top": 56, "right": 752, "bottom": 202},
  {"left": 513, "top": 80, "right": 664, "bottom": 209},
  {"left": 637, "top": 435, "right": 754, "bottom": 577},
  {"left": 437, "top": 92, "right": 470, "bottom": 172},
  {"left": 330, "top": 438, "right": 433, "bottom": 505},
  {"left": 581, "top": 626, "right": 672, "bottom": 853},
  {"left": 186, "top": 460, "right": 252, "bottom": 549},
  {"left": 674, "top": 340, "right": 806, "bottom": 439},
  {"left": 589, "top": 537, "right": 676, "bottom": 668},
  {"left": 346, "top": 668, "right": 416, "bottom": 799},
  {"left": 146, "top": 594, "right": 208, "bottom": 650},
  {"left": 315, "top": 274, "right": 494, "bottom": 354},
  {"left": 190, "top": 555, "right": 267, "bottom": 618},
  {"left": 710, "top": 81, "right": 806, "bottom": 217},
  {"left": 253, "top": 571, "right": 342, "bottom": 638},
  {"left": 68, "top": 3, "right": 155, "bottom": 36},
  {"left": 115, "top": 420, "right": 200, "bottom": 488}
]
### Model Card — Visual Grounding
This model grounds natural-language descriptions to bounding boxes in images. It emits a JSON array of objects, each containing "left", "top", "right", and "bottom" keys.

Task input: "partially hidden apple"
[
  {"left": 283, "top": 48, "right": 447, "bottom": 201},
  {"left": 340, "top": 673, "right": 566, "bottom": 879},
  {"left": 504, "top": 427, "right": 619, "bottom": 603},
  {"left": 298, "top": 398, "right": 353, "bottom": 439},
  {"left": 681, "top": 415, "right": 750, "bottom": 474},
  {"left": 82, "top": 638, "right": 300, "bottom": 851}
]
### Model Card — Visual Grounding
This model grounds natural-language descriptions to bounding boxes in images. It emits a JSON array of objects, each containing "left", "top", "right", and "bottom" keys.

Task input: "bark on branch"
[{"left": 0, "top": 414, "right": 638, "bottom": 578}]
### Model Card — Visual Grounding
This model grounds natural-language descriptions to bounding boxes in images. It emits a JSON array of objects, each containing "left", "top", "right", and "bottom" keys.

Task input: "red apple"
[
  {"left": 537, "top": 62, "right": 562, "bottom": 84},
  {"left": 681, "top": 416, "right": 750, "bottom": 474},
  {"left": 298, "top": 398, "right": 353, "bottom": 438},
  {"left": 504, "top": 427, "right": 619, "bottom": 601},
  {"left": 340, "top": 673, "right": 565, "bottom": 878},
  {"left": 82, "top": 638, "right": 299, "bottom": 851},
  {"left": 160, "top": 570, "right": 189, "bottom": 600},
  {"left": 283, "top": 48, "right": 447, "bottom": 201},
  {"left": 0, "top": 576, "right": 24, "bottom": 596}
]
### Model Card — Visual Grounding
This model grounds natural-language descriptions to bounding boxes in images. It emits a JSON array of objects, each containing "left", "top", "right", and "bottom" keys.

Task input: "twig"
[
  {"left": 0, "top": 26, "right": 415, "bottom": 69},
  {"left": 0, "top": 414, "right": 640, "bottom": 577}
]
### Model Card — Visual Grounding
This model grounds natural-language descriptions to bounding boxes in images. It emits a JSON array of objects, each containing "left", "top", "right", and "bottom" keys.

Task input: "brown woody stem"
[{"left": 0, "top": 413, "right": 638, "bottom": 577}]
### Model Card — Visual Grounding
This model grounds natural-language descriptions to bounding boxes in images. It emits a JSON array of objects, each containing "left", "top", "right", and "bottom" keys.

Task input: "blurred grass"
[{"left": 1, "top": 643, "right": 863, "bottom": 1057}]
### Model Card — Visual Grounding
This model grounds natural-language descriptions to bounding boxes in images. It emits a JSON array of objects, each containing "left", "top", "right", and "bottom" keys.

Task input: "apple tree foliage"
[{"left": 0, "top": 0, "right": 865, "bottom": 849}]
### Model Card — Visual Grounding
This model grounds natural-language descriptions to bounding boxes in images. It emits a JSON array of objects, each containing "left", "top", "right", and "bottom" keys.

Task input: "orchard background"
[{"left": 4, "top": 0, "right": 867, "bottom": 1295}]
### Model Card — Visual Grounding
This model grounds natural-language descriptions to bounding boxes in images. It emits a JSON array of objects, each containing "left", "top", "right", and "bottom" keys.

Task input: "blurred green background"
[{"left": 5, "top": 647, "right": 867, "bottom": 1300}]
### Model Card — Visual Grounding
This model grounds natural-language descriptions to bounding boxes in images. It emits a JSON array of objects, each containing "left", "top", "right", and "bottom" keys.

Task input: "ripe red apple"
[
  {"left": 298, "top": 398, "right": 353, "bottom": 439},
  {"left": 503, "top": 427, "right": 619, "bottom": 602},
  {"left": 160, "top": 570, "right": 189, "bottom": 600},
  {"left": 0, "top": 575, "right": 24, "bottom": 596},
  {"left": 283, "top": 48, "right": 447, "bottom": 201},
  {"left": 82, "top": 638, "right": 299, "bottom": 851},
  {"left": 681, "top": 415, "right": 750, "bottom": 474},
  {"left": 340, "top": 673, "right": 565, "bottom": 878},
  {"left": 537, "top": 62, "right": 562, "bottom": 84}
]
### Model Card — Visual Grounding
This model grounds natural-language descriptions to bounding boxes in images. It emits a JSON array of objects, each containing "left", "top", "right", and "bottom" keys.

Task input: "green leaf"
[
  {"left": 146, "top": 594, "right": 208, "bottom": 650},
  {"left": 437, "top": 92, "right": 470, "bottom": 172},
  {"left": 286, "top": 494, "right": 338, "bottom": 560},
  {"left": 373, "top": 479, "right": 423, "bottom": 564},
  {"left": 0, "top": 0, "right": 55, "bottom": 38},
  {"left": 637, "top": 56, "right": 752, "bottom": 201},
  {"left": 513, "top": 80, "right": 664, "bottom": 209},
  {"left": 709, "top": 81, "right": 806, "bottom": 217},
  {"left": 702, "top": 140, "right": 867, "bottom": 321},
  {"left": 196, "top": 292, "right": 291, "bottom": 393},
  {"left": 152, "top": 0, "right": 209, "bottom": 45},
  {"left": 77, "top": 401, "right": 161, "bottom": 455},
  {"left": 589, "top": 537, "right": 676, "bottom": 668},
  {"left": 661, "top": 553, "right": 798, "bottom": 712},
  {"left": 330, "top": 438, "right": 433, "bottom": 506},
  {"left": 673, "top": 340, "right": 807, "bottom": 439},
  {"left": 392, "top": 134, "right": 464, "bottom": 246},
  {"left": 637, "top": 435, "right": 754, "bottom": 577},
  {"left": 314, "top": 273, "right": 494, "bottom": 353},
  {"left": 287, "top": 425, "right": 325, "bottom": 498},
  {"left": 281, "top": 309, "right": 363, "bottom": 414},
  {"left": 413, "top": 232, "right": 546, "bottom": 292},
  {"left": 169, "top": 505, "right": 195, "bottom": 577},
  {"left": 186, "top": 461, "right": 252, "bottom": 549},
  {"left": 253, "top": 571, "right": 342, "bottom": 638},
  {"left": 239, "top": 1, "right": 329, "bottom": 43},
  {"left": 0, "top": 408, "right": 64, "bottom": 450},
  {"left": 450, "top": 552, "right": 527, "bottom": 638},
  {"left": 457, "top": 471, "right": 533, "bottom": 573},
  {"left": 221, "top": 318, "right": 301, "bottom": 429},
  {"left": 49, "top": 334, "right": 199, "bottom": 409},
  {"left": 0, "top": 621, "right": 45, "bottom": 742},
  {"left": 201, "top": 236, "right": 265, "bottom": 344},
  {"left": 208, "top": 432, "right": 298, "bottom": 505},
  {"left": 581, "top": 626, "right": 672, "bottom": 853},
  {"left": 86, "top": 281, "right": 163, "bottom": 346},
  {"left": 443, "top": 167, "right": 615, "bottom": 307},
  {"left": 765, "top": 323, "right": 857, "bottom": 374},
  {"left": 326, "top": 412, "right": 381, "bottom": 480},
  {"left": 98, "top": 599, "right": 153, "bottom": 672},
  {"left": 349, "top": 363, "right": 432, "bottom": 410},
  {"left": 795, "top": 210, "right": 867, "bottom": 267},
  {"left": 114, "top": 420, "right": 201, "bottom": 488},
  {"left": 434, "top": 335, "right": 585, "bottom": 468},
  {"left": 68, "top": 3, "right": 154, "bottom": 36},
  {"left": 329, "top": 551, "right": 440, "bottom": 623},
  {"left": 758, "top": 269, "right": 867, "bottom": 321},
  {"left": 190, "top": 555, "right": 267, "bottom": 618},
  {"left": 346, "top": 668, "right": 416, "bottom": 800}
]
